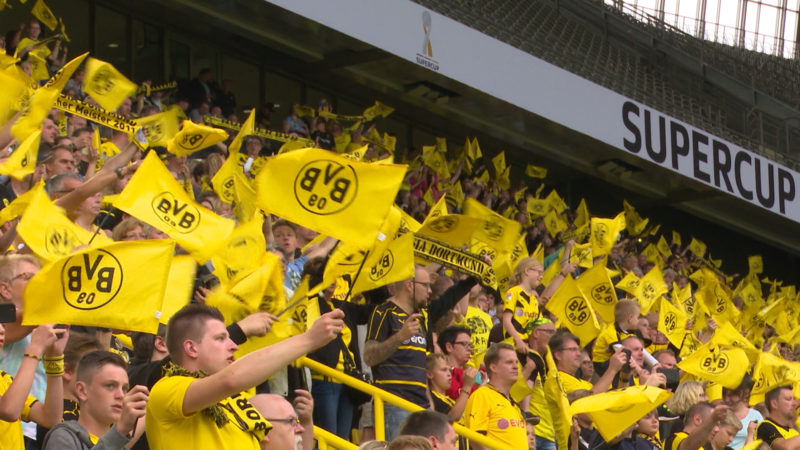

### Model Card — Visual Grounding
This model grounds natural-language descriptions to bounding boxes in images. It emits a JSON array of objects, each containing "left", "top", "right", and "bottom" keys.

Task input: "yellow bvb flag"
[
  {"left": 133, "top": 108, "right": 179, "bottom": 147},
  {"left": 22, "top": 240, "right": 175, "bottom": 333},
  {"left": 547, "top": 275, "right": 600, "bottom": 346},
  {"left": 167, "top": 120, "right": 229, "bottom": 156},
  {"left": 590, "top": 213, "right": 625, "bottom": 257},
  {"left": 657, "top": 297, "right": 689, "bottom": 348},
  {"left": 569, "top": 386, "right": 672, "bottom": 442},
  {"left": 17, "top": 184, "right": 111, "bottom": 262},
  {"left": 158, "top": 255, "right": 197, "bottom": 325},
  {"left": 255, "top": 148, "right": 406, "bottom": 249},
  {"left": 677, "top": 344, "right": 749, "bottom": 389},
  {"left": 113, "top": 151, "right": 235, "bottom": 262},
  {"left": 0, "top": 129, "right": 39, "bottom": 180},
  {"left": 31, "top": 0, "right": 58, "bottom": 30},
  {"left": 576, "top": 263, "right": 618, "bottom": 324},
  {"left": 525, "top": 164, "right": 547, "bottom": 179},
  {"left": 83, "top": 57, "right": 138, "bottom": 112}
]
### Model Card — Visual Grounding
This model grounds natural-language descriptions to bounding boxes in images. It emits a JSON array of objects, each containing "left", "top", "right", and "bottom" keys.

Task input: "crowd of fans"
[{"left": 1, "top": 16, "right": 800, "bottom": 450}]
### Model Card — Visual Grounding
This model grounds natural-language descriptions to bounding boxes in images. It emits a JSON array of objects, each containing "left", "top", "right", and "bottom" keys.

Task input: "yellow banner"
[
  {"left": 0, "top": 129, "right": 39, "bottom": 180},
  {"left": 203, "top": 115, "right": 314, "bottom": 146},
  {"left": 54, "top": 94, "right": 138, "bottom": 134},
  {"left": 133, "top": 108, "right": 179, "bottom": 148},
  {"left": 167, "top": 120, "right": 228, "bottom": 156},
  {"left": 413, "top": 234, "right": 496, "bottom": 288},
  {"left": 83, "top": 57, "right": 138, "bottom": 112}
]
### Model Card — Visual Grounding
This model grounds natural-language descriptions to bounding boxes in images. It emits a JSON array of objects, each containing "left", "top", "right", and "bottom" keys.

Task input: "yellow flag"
[
  {"left": 167, "top": 120, "right": 229, "bottom": 156},
  {"left": 634, "top": 267, "right": 667, "bottom": 313},
  {"left": 709, "top": 321, "right": 759, "bottom": 364},
  {"left": 362, "top": 101, "right": 394, "bottom": 121},
  {"left": 657, "top": 297, "right": 689, "bottom": 347},
  {"left": 590, "top": 213, "right": 625, "bottom": 257},
  {"left": 83, "top": 57, "right": 137, "bottom": 112},
  {"left": 671, "top": 231, "right": 681, "bottom": 247},
  {"left": 134, "top": 108, "right": 179, "bottom": 147},
  {"left": 113, "top": 151, "right": 235, "bottom": 262},
  {"left": 211, "top": 217, "right": 266, "bottom": 285},
  {"left": 748, "top": 255, "right": 764, "bottom": 274},
  {"left": 31, "top": 0, "right": 58, "bottom": 30},
  {"left": 569, "top": 386, "right": 672, "bottom": 443},
  {"left": 397, "top": 208, "right": 421, "bottom": 236},
  {"left": 622, "top": 200, "right": 649, "bottom": 236},
  {"left": 210, "top": 152, "right": 239, "bottom": 204},
  {"left": 0, "top": 180, "right": 43, "bottom": 224},
  {"left": 569, "top": 242, "right": 593, "bottom": 269},
  {"left": 615, "top": 271, "right": 640, "bottom": 296},
  {"left": 677, "top": 344, "right": 749, "bottom": 388},
  {"left": 751, "top": 352, "right": 800, "bottom": 404},
  {"left": 231, "top": 170, "right": 257, "bottom": 223},
  {"left": 227, "top": 108, "right": 256, "bottom": 155},
  {"left": 467, "top": 137, "right": 483, "bottom": 161},
  {"left": 527, "top": 198, "right": 549, "bottom": 218},
  {"left": 574, "top": 198, "right": 589, "bottom": 227},
  {"left": 656, "top": 236, "right": 672, "bottom": 257},
  {"left": 158, "top": 255, "right": 197, "bottom": 325},
  {"left": 352, "top": 231, "right": 415, "bottom": 295},
  {"left": 423, "top": 193, "right": 448, "bottom": 224},
  {"left": 462, "top": 198, "right": 522, "bottom": 254},
  {"left": 0, "top": 65, "right": 29, "bottom": 126},
  {"left": 0, "top": 129, "right": 39, "bottom": 180},
  {"left": 491, "top": 151, "right": 506, "bottom": 175},
  {"left": 642, "top": 244, "right": 663, "bottom": 268},
  {"left": 22, "top": 240, "right": 175, "bottom": 333},
  {"left": 18, "top": 185, "right": 112, "bottom": 262},
  {"left": 547, "top": 275, "right": 600, "bottom": 346},
  {"left": 544, "top": 210, "right": 568, "bottom": 238},
  {"left": 12, "top": 52, "right": 88, "bottom": 142},
  {"left": 698, "top": 282, "right": 740, "bottom": 325},
  {"left": 255, "top": 148, "right": 406, "bottom": 249},
  {"left": 576, "top": 263, "right": 618, "bottom": 324},
  {"left": 689, "top": 237, "right": 707, "bottom": 258},
  {"left": 421, "top": 144, "right": 450, "bottom": 179},
  {"left": 525, "top": 164, "right": 547, "bottom": 179}
]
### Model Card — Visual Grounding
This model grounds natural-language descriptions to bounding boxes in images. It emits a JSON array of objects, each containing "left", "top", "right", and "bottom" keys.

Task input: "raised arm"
[
  {"left": 363, "top": 312, "right": 421, "bottom": 367},
  {"left": 181, "top": 309, "right": 343, "bottom": 416}
]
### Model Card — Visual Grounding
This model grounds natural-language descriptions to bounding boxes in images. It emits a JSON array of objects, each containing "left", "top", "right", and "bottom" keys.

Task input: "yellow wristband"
[{"left": 23, "top": 353, "right": 41, "bottom": 361}]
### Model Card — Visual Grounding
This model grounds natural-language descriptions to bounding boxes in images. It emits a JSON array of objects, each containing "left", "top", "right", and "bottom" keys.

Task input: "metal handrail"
[
  {"left": 299, "top": 356, "right": 514, "bottom": 450},
  {"left": 313, "top": 425, "right": 358, "bottom": 450}
]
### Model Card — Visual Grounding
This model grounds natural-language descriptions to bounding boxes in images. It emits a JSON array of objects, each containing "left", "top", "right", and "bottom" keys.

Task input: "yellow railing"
[
  {"left": 299, "top": 356, "right": 513, "bottom": 450},
  {"left": 314, "top": 425, "right": 358, "bottom": 450}
]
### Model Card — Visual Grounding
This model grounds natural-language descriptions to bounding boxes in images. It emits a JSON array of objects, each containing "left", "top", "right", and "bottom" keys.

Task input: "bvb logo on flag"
[
  {"left": 151, "top": 192, "right": 200, "bottom": 232},
  {"left": 483, "top": 217, "right": 505, "bottom": 241},
  {"left": 143, "top": 123, "right": 164, "bottom": 144},
  {"left": 181, "top": 134, "right": 207, "bottom": 151},
  {"left": 593, "top": 222, "right": 608, "bottom": 243},
  {"left": 61, "top": 250, "right": 123, "bottom": 310},
  {"left": 89, "top": 67, "right": 115, "bottom": 95},
  {"left": 220, "top": 176, "right": 235, "bottom": 203},
  {"left": 701, "top": 351, "right": 730, "bottom": 374},
  {"left": 591, "top": 284, "right": 615, "bottom": 305},
  {"left": 289, "top": 303, "right": 307, "bottom": 328},
  {"left": 663, "top": 312, "right": 677, "bottom": 333},
  {"left": 428, "top": 215, "right": 458, "bottom": 233},
  {"left": 369, "top": 250, "right": 394, "bottom": 282},
  {"left": 45, "top": 226, "right": 79, "bottom": 257},
  {"left": 566, "top": 297, "right": 590, "bottom": 325},
  {"left": 293, "top": 160, "right": 357, "bottom": 215}
]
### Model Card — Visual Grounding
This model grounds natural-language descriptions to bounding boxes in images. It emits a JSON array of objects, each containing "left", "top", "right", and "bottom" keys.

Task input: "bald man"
[{"left": 250, "top": 390, "right": 315, "bottom": 450}]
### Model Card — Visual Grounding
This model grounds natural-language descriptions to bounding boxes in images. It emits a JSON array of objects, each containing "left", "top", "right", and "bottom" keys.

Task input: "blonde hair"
[
  {"left": 720, "top": 409, "right": 742, "bottom": 430},
  {"left": 205, "top": 153, "right": 225, "bottom": 177},
  {"left": 0, "top": 254, "right": 41, "bottom": 282},
  {"left": 386, "top": 436, "right": 432, "bottom": 450},
  {"left": 111, "top": 217, "right": 145, "bottom": 241},
  {"left": 510, "top": 257, "right": 542, "bottom": 286},
  {"left": 664, "top": 381, "right": 706, "bottom": 415},
  {"left": 614, "top": 299, "right": 641, "bottom": 323}
]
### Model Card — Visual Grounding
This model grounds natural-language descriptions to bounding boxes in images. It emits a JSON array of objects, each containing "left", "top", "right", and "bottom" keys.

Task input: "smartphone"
[{"left": 0, "top": 303, "right": 16, "bottom": 323}]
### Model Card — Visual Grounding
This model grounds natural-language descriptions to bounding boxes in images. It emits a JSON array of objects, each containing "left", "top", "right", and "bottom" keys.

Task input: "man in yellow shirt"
[
  {"left": 549, "top": 330, "right": 625, "bottom": 395},
  {"left": 145, "top": 304, "right": 344, "bottom": 450},
  {"left": 464, "top": 343, "right": 527, "bottom": 450}
]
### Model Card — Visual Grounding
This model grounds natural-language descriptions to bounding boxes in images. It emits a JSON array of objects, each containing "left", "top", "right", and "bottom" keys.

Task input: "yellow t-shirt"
[
  {"left": 146, "top": 375, "right": 270, "bottom": 450},
  {"left": 530, "top": 374, "right": 555, "bottom": 442},
  {"left": 592, "top": 323, "right": 636, "bottom": 363},
  {"left": 463, "top": 384, "right": 527, "bottom": 449},
  {"left": 464, "top": 306, "right": 492, "bottom": 356},
  {"left": 559, "top": 371, "right": 593, "bottom": 393},
  {"left": 503, "top": 285, "right": 539, "bottom": 340},
  {"left": 0, "top": 371, "right": 37, "bottom": 450}
]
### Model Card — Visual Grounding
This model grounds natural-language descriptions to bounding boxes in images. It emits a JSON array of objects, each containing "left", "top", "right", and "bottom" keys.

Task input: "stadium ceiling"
[{"left": 115, "top": 0, "right": 800, "bottom": 255}]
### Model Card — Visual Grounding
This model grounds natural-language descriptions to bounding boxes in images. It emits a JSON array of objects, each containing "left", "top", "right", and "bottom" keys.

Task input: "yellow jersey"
[
  {"left": 0, "top": 371, "right": 37, "bottom": 450},
  {"left": 503, "top": 285, "right": 539, "bottom": 340},
  {"left": 592, "top": 323, "right": 637, "bottom": 363},
  {"left": 463, "top": 384, "right": 527, "bottom": 449},
  {"left": 146, "top": 375, "right": 270, "bottom": 450},
  {"left": 464, "top": 306, "right": 492, "bottom": 356}
]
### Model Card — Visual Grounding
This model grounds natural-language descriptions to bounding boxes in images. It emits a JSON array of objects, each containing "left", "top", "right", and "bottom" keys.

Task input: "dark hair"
[
  {"left": 76, "top": 350, "right": 127, "bottom": 383},
  {"left": 398, "top": 410, "right": 452, "bottom": 442},
  {"left": 483, "top": 342, "right": 514, "bottom": 375},
  {"left": 549, "top": 329, "right": 579, "bottom": 354},
  {"left": 437, "top": 326, "right": 471, "bottom": 355},
  {"left": 684, "top": 401, "right": 713, "bottom": 426},
  {"left": 131, "top": 324, "right": 166, "bottom": 362},
  {"left": 71, "top": 127, "right": 93, "bottom": 137},
  {"left": 300, "top": 257, "right": 326, "bottom": 290},
  {"left": 765, "top": 385, "right": 793, "bottom": 413},
  {"left": 64, "top": 332, "right": 104, "bottom": 372},
  {"left": 166, "top": 304, "right": 224, "bottom": 364}
]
